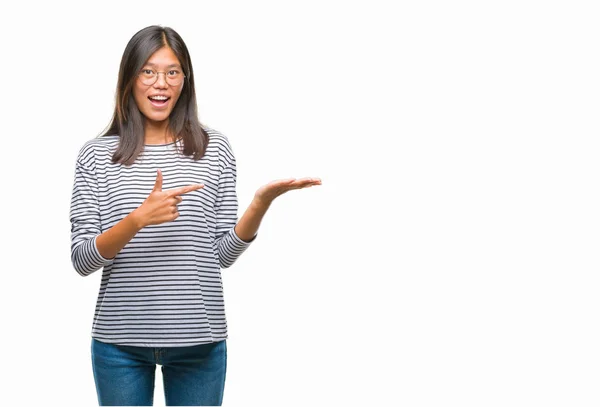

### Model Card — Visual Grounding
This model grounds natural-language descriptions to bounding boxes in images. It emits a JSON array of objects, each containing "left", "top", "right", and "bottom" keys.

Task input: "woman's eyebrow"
[{"left": 144, "top": 62, "right": 182, "bottom": 68}]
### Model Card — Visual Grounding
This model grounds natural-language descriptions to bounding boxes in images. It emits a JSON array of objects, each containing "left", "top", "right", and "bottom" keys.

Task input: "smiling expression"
[{"left": 133, "top": 46, "right": 185, "bottom": 124}]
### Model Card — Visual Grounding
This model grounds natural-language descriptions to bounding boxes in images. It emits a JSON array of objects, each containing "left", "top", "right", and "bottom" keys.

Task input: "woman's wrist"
[
  {"left": 252, "top": 195, "right": 272, "bottom": 211},
  {"left": 129, "top": 208, "right": 146, "bottom": 231}
]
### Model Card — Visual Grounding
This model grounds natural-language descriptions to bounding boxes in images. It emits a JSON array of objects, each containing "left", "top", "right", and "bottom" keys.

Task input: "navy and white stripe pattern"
[{"left": 70, "top": 127, "right": 256, "bottom": 347}]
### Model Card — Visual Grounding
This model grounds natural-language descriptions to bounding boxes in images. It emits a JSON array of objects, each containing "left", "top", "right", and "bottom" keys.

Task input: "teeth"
[{"left": 150, "top": 96, "right": 169, "bottom": 100}]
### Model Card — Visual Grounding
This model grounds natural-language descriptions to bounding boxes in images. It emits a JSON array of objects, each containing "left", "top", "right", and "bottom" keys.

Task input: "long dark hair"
[{"left": 99, "top": 25, "right": 209, "bottom": 165}]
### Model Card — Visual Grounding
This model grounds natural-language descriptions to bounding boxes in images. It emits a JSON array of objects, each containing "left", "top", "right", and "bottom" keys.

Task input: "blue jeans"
[{"left": 91, "top": 338, "right": 227, "bottom": 406}]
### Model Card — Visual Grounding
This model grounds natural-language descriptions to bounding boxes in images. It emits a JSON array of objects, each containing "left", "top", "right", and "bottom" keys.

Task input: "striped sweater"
[{"left": 69, "top": 127, "right": 256, "bottom": 347}]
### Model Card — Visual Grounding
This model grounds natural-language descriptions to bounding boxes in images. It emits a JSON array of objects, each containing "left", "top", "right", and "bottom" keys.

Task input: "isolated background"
[{"left": 1, "top": 1, "right": 598, "bottom": 406}]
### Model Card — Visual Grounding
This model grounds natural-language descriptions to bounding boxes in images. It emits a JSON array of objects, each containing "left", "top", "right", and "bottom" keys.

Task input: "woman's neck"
[{"left": 144, "top": 120, "right": 173, "bottom": 145}]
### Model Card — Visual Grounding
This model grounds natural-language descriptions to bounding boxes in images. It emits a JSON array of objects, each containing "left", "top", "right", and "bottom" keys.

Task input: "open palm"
[{"left": 254, "top": 177, "right": 322, "bottom": 206}]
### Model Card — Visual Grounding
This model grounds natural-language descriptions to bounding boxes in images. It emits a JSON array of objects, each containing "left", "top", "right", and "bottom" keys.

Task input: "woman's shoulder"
[
  {"left": 203, "top": 125, "right": 230, "bottom": 145},
  {"left": 79, "top": 133, "right": 119, "bottom": 150},
  {"left": 202, "top": 125, "right": 235, "bottom": 159},
  {"left": 76, "top": 134, "right": 120, "bottom": 163}
]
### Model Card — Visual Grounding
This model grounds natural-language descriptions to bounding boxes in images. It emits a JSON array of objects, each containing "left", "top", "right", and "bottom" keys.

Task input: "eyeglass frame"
[{"left": 137, "top": 68, "right": 187, "bottom": 86}]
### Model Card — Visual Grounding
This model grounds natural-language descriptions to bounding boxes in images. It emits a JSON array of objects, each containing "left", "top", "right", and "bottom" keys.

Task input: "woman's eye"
[
  {"left": 168, "top": 70, "right": 179, "bottom": 76},
  {"left": 143, "top": 69, "right": 154, "bottom": 75}
]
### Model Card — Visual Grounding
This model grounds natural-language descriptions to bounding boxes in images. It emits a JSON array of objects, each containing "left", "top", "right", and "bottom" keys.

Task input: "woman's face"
[{"left": 133, "top": 46, "right": 184, "bottom": 124}]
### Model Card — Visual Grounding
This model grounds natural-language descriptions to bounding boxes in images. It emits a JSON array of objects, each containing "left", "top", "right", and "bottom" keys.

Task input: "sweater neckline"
[{"left": 144, "top": 137, "right": 182, "bottom": 148}]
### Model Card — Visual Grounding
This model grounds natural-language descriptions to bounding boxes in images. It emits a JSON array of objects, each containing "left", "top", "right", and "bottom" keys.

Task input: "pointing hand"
[{"left": 133, "top": 169, "right": 204, "bottom": 228}]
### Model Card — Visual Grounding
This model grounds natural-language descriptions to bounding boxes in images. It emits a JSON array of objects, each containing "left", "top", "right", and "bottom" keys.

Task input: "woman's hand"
[
  {"left": 233, "top": 177, "right": 322, "bottom": 242},
  {"left": 133, "top": 169, "right": 204, "bottom": 228},
  {"left": 253, "top": 177, "right": 322, "bottom": 207}
]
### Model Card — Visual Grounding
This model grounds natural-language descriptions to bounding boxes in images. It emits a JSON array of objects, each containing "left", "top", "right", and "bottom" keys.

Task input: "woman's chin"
[{"left": 145, "top": 114, "right": 170, "bottom": 124}]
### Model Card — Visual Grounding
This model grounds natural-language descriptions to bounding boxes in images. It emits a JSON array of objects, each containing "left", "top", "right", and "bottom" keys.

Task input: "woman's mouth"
[{"left": 148, "top": 96, "right": 170, "bottom": 108}]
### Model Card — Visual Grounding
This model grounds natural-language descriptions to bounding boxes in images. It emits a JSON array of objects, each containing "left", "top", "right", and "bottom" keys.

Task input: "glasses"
[{"left": 138, "top": 68, "right": 186, "bottom": 86}]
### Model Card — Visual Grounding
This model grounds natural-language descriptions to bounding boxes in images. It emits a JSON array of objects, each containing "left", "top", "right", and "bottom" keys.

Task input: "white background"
[{"left": 1, "top": 1, "right": 599, "bottom": 406}]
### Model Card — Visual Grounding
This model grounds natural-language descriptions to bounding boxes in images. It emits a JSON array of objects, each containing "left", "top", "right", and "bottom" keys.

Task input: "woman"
[{"left": 69, "top": 25, "right": 321, "bottom": 406}]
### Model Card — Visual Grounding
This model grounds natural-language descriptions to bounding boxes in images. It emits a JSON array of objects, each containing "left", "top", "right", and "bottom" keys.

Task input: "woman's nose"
[{"left": 154, "top": 72, "right": 168, "bottom": 88}]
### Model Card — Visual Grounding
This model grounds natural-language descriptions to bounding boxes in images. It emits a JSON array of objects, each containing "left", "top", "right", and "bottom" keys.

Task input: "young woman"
[{"left": 69, "top": 25, "right": 321, "bottom": 406}]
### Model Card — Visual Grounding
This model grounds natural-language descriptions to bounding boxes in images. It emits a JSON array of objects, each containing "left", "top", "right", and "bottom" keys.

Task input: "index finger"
[{"left": 166, "top": 184, "right": 204, "bottom": 196}]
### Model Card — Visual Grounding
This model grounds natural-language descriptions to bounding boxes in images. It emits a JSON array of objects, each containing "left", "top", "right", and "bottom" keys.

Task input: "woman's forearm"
[
  {"left": 234, "top": 198, "right": 270, "bottom": 242},
  {"left": 97, "top": 196, "right": 266, "bottom": 259},
  {"left": 95, "top": 210, "right": 144, "bottom": 259}
]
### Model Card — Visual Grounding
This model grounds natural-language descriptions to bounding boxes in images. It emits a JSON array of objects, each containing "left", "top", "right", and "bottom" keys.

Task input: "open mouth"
[{"left": 148, "top": 96, "right": 170, "bottom": 108}]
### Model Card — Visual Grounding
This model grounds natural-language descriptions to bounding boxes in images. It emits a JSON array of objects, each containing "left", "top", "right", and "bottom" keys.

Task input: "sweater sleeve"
[
  {"left": 213, "top": 152, "right": 256, "bottom": 269},
  {"left": 69, "top": 148, "right": 113, "bottom": 276}
]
